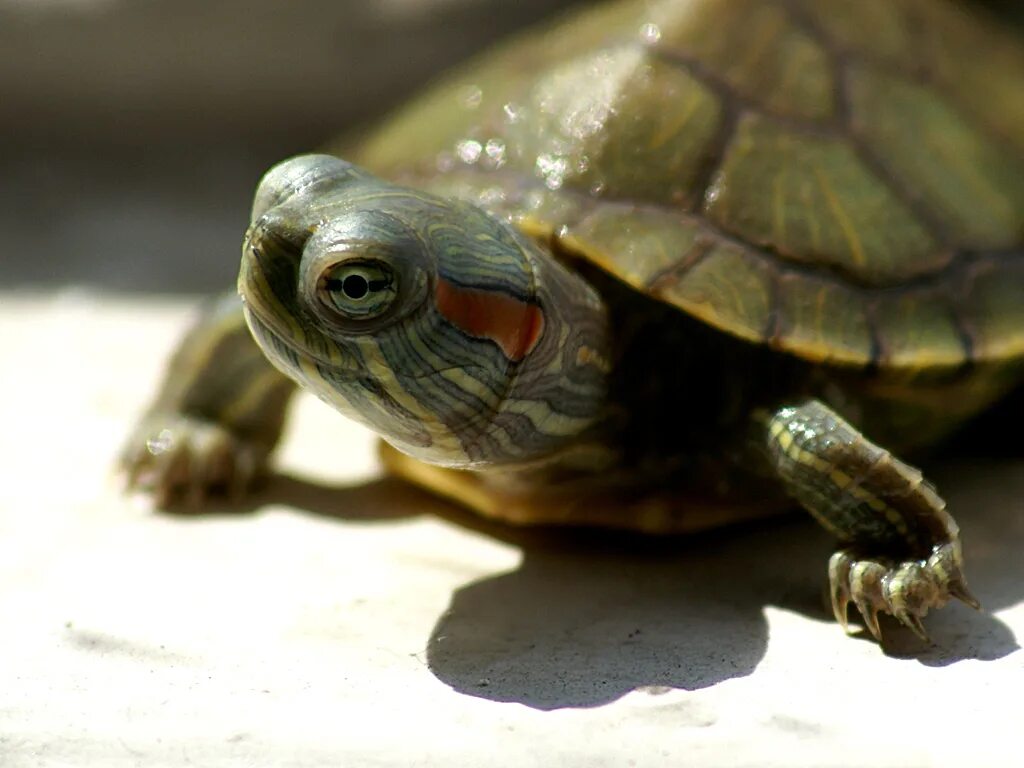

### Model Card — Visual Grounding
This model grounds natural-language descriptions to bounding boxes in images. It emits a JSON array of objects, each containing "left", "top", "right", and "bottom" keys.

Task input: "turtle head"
[{"left": 239, "top": 154, "right": 610, "bottom": 468}]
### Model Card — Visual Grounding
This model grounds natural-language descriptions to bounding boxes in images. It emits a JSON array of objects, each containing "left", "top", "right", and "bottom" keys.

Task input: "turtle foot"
[
  {"left": 120, "top": 414, "right": 269, "bottom": 509},
  {"left": 827, "top": 542, "right": 980, "bottom": 642}
]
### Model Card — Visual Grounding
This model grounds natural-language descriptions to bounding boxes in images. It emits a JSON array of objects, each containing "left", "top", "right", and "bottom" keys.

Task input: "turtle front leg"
[
  {"left": 760, "top": 400, "right": 980, "bottom": 641},
  {"left": 121, "top": 293, "right": 296, "bottom": 507}
]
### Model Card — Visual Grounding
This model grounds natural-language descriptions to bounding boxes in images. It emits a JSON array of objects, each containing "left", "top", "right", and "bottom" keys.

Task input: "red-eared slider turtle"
[{"left": 123, "top": 0, "right": 1024, "bottom": 642}]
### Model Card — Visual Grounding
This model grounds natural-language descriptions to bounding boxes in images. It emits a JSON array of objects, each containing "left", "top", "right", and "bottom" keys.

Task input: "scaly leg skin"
[
  {"left": 762, "top": 399, "right": 980, "bottom": 642},
  {"left": 120, "top": 294, "right": 296, "bottom": 507}
]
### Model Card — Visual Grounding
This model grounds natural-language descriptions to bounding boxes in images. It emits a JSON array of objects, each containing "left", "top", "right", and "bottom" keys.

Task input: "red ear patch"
[{"left": 435, "top": 277, "right": 545, "bottom": 362}]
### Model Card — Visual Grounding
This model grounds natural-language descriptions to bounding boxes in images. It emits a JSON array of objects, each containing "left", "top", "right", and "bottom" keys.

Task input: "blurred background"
[
  {"left": 3, "top": 0, "right": 1021, "bottom": 294},
  {"left": 1, "top": 0, "right": 580, "bottom": 293}
]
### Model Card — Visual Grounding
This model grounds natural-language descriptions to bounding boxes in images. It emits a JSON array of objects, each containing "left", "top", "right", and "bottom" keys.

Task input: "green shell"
[{"left": 350, "top": 0, "right": 1024, "bottom": 369}]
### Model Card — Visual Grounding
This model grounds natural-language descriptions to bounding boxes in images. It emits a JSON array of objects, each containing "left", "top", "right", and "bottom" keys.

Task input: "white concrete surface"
[{"left": 2, "top": 291, "right": 1022, "bottom": 767}]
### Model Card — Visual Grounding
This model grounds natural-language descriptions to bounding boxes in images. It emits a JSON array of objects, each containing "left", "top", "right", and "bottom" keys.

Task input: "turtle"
[{"left": 122, "top": 0, "right": 1024, "bottom": 642}]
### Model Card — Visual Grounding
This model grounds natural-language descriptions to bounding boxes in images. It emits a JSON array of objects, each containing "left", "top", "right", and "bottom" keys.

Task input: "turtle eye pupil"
[
  {"left": 319, "top": 259, "right": 398, "bottom": 321},
  {"left": 342, "top": 274, "right": 369, "bottom": 299}
]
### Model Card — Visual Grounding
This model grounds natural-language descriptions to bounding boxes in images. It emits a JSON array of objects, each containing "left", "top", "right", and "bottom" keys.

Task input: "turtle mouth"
[
  {"left": 241, "top": 298, "right": 303, "bottom": 369},
  {"left": 243, "top": 280, "right": 437, "bottom": 452},
  {"left": 242, "top": 297, "right": 369, "bottom": 384}
]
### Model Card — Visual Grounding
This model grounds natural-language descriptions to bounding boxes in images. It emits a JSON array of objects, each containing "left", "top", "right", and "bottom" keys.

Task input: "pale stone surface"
[{"left": 1, "top": 291, "right": 1022, "bottom": 767}]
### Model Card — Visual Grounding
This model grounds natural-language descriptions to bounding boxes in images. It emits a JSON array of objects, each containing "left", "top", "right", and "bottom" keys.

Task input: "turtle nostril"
[
  {"left": 251, "top": 221, "right": 305, "bottom": 265},
  {"left": 241, "top": 217, "right": 306, "bottom": 315}
]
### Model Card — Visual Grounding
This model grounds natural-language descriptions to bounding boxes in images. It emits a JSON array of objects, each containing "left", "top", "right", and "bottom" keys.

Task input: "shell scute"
[
  {"left": 848, "top": 64, "right": 1024, "bottom": 248},
  {"left": 964, "top": 258, "right": 1024, "bottom": 360},
  {"left": 773, "top": 273, "right": 872, "bottom": 365},
  {"left": 653, "top": 241, "right": 774, "bottom": 344},
  {"left": 704, "top": 113, "right": 942, "bottom": 286}
]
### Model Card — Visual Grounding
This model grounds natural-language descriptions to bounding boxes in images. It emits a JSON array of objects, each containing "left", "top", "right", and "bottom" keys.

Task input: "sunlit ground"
[{"left": 1, "top": 292, "right": 1021, "bottom": 766}]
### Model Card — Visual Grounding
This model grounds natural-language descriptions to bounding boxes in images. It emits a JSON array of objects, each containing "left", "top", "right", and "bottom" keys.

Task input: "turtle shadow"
[
  {"left": 163, "top": 459, "right": 1023, "bottom": 709},
  {"left": 421, "top": 520, "right": 785, "bottom": 709},
  {"left": 422, "top": 484, "right": 1020, "bottom": 709},
  {"left": 159, "top": 472, "right": 449, "bottom": 524},
  {"left": 163, "top": 472, "right": 781, "bottom": 703}
]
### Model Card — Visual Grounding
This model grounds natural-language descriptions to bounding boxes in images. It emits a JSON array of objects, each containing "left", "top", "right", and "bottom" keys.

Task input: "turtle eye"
[{"left": 318, "top": 259, "right": 397, "bottom": 319}]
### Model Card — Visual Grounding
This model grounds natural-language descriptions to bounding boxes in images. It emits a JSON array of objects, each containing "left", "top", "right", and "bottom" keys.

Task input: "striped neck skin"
[{"left": 239, "top": 154, "right": 611, "bottom": 469}]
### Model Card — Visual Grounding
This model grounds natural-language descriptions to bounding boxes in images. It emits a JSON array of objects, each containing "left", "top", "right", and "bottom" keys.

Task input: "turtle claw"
[
  {"left": 827, "top": 542, "right": 976, "bottom": 643},
  {"left": 949, "top": 582, "right": 982, "bottom": 611},
  {"left": 827, "top": 551, "right": 852, "bottom": 631},
  {"left": 895, "top": 610, "right": 930, "bottom": 642},
  {"left": 859, "top": 605, "right": 883, "bottom": 642},
  {"left": 120, "top": 414, "right": 269, "bottom": 509}
]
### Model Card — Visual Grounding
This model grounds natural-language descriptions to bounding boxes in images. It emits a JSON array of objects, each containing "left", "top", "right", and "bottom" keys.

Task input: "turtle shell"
[{"left": 351, "top": 0, "right": 1024, "bottom": 369}]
